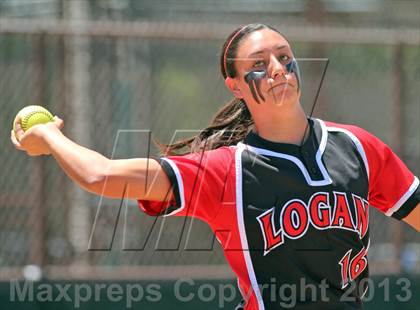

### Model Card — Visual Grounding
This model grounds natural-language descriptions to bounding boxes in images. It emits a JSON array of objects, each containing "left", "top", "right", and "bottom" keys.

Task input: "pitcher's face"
[{"left": 231, "top": 28, "right": 300, "bottom": 108}]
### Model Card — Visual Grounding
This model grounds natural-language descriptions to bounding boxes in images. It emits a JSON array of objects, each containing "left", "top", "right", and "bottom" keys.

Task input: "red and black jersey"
[{"left": 138, "top": 118, "right": 419, "bottom": 310}]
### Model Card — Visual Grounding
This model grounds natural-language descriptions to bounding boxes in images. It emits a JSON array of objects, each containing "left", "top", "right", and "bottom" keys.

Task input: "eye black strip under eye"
[
  {"left": 255, "top": 79, "right": 265, "bottom": 102},
  {"left": 249, "top": 80, "right": 260, "bottom": 104}
]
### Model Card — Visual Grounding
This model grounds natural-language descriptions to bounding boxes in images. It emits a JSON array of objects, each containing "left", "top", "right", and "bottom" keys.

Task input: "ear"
[{"left": 225, "top": 77, "right": 243, "bottom": 99}]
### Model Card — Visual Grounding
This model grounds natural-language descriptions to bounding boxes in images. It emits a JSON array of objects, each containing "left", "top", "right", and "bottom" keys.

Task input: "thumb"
[
  {"left": 53, "top": 116, "right": 64, "bottom": 130},
  {"left": 14, "top": 116, "right": 25, "bottom": 141}
]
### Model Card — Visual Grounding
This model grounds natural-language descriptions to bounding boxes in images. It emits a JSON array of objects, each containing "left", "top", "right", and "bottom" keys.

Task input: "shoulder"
[
  {"left": 167, "top": 145, "right": 236, "bottom": 160},
  {"left": 323, "top": 120, "right": 371, "bottom": 137},
  {"left": 321, "top": 119, "right": 385, "bottom": 148},
  {"left": 163, "top": 145, "right": 237, "bottom": 170},
  {"left": 321, "top": 119, "right": 397, "bottom": 173}
]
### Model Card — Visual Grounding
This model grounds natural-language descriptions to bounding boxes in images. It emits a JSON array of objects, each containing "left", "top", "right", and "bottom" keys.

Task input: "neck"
[{"left": 252, "top": 104, "right": 309, "bottom": 146}]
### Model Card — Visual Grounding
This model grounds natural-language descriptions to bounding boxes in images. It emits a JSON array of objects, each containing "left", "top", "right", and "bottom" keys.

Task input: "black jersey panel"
[{"left": 240, "top": 119, "right": 371, "bottom": 309}]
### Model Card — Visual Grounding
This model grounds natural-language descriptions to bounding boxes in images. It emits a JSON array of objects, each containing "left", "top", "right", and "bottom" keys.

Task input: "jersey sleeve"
[
  {"left": 345, "top": 125, "right": 419, "bottom": 220},
  {"left": 137, "top": 146, "right": 235, "bottom": 222}
]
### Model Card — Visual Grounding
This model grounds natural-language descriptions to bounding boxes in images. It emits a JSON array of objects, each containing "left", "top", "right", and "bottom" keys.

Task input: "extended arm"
[{"left": 11, "top": 117, "right": 173, "bottom": 201}]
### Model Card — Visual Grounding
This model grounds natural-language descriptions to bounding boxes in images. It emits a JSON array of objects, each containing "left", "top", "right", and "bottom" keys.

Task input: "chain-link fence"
[{"left": 0, "top": 1, "right": 419, "bottom": 282}]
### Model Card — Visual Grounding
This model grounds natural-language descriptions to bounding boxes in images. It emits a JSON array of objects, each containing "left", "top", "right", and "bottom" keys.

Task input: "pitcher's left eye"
[
  {"left": 279, "top": 55, "right": 291, "bottom": 63},
  {"left": 253, "top": 60, "right": 265, "bottom": 68}
]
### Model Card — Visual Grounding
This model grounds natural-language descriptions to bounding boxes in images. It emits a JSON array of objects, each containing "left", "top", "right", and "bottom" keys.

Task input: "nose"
[{"left": 268, "top": 55, "right": 287, "bottom": 80}]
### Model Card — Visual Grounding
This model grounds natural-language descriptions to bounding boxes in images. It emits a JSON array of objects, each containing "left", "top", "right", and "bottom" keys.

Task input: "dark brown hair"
[{"left": 157, "top": 23, "right": 283, "bottom": 156}]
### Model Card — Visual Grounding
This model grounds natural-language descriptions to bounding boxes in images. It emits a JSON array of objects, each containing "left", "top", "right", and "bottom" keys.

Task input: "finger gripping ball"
[{"left": 13, "top": 105, "right": 54, "bottom": 132}]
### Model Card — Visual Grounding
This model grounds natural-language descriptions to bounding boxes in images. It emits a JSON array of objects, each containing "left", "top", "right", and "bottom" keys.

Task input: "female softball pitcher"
[{"left": 11, "top": 24, "right": 419, "bottom": 310}]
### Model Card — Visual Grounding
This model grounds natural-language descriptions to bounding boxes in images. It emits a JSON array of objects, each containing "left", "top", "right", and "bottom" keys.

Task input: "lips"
[{"left": 268, "top": 83, "right": 293, "bottom": 92}]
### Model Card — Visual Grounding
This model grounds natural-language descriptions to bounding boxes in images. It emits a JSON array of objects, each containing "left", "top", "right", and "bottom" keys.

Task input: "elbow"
[
  {"left": 78, "top": 161, "right": 109, "bottom": 194},
  {"left": 79, "top": 172, "right": 106, "bottom": 195}
]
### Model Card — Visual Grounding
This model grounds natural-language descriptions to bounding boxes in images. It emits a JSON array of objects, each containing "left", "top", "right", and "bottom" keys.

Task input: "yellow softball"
[{"left": 13, "top": 105, "right": 54, "bottom": 133}]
